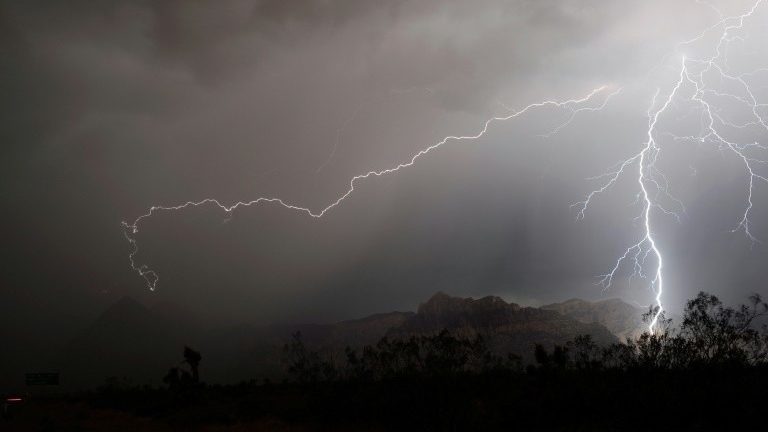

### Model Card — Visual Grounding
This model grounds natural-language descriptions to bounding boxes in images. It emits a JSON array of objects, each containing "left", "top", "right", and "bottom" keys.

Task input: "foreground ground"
[{"left": 3, "top": 368, "right": 768, "bottom": 431}]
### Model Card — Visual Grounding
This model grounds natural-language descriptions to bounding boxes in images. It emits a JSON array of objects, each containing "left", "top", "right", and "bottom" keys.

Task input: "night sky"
[{"left": 2, "top": 0, "right": 767, "bottom": 332}]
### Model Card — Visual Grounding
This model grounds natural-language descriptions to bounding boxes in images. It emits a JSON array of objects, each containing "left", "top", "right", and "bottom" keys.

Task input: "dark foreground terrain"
[
  {"left": 3, "top": 291, "right": 767, "bottom": 431},
  {"left": 4, "top": 367, "right": 768, "bottom": 431}
]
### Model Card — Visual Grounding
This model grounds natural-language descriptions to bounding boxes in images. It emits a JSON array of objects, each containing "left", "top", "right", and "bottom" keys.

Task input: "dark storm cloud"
[{"left": 1, "top": 0, "right": 766, "bottom": 334}]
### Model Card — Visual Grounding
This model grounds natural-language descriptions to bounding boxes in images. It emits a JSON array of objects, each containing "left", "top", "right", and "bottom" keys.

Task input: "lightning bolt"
[
  {"left": 575, "top": 0, "right": 767, "bottom": 332},
  {"left": 123, "top": 1, "right": 767, "bottom": 336},
  {"left": 573, "top": 64, "right": 686, "bottom": 333},
  {"left": 123, "top": 85, "right": 618, "bottom": 290}
]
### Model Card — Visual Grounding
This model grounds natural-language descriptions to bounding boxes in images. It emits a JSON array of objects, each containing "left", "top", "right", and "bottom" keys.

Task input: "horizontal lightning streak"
[{"left": 123, "top": 86, "right": 616, "bottom": 290}]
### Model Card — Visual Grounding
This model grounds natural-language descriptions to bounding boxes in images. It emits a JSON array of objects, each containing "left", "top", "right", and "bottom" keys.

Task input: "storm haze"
[{"left": 2, "top": 0, "right": 767, "bottom": 340}]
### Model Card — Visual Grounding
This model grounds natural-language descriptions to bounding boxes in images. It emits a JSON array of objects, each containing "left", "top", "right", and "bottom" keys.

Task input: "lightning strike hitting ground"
[
  {"left": 573, "top": 64, "right": 687, "bottom": 332},
  {"left": 123, "top": 1, "right": 767, "bottom": 334},
  {"left": 575, "top": 0, "right": 767, "bottom": 332}
]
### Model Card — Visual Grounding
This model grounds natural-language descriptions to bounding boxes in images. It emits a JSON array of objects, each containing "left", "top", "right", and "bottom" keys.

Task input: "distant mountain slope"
[
  {"left": 541, "top": 298, "right": 645, "bottom": 340},
  {"left": 62, "top": 297, "right": 414, "bottom": 386},
  {"left": 391, "top": 292, "right": 618, "bottom": 360},
  {"left": 62, "top": 297, "right": 185, "bottom": 388},
  {"left": 61, "top": 293, "right": 628, "bottom": 387}
]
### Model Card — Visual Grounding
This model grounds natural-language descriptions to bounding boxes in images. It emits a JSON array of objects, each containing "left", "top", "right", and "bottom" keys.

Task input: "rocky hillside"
[
  {"left": 391, "top": 292, "right": 618, "bottom": 360},
  {"left": 541, "top": 298, "right": 645, "bottom": 340}
]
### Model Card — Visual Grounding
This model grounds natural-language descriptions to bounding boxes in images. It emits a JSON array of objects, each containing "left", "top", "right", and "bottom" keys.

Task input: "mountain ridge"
[{"left": 58, "top": 292, "right": 640, "bottom": 388}]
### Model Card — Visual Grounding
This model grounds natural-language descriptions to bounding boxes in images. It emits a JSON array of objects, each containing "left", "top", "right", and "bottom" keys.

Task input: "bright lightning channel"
[
  {"left": 574, "top": 0, "right": 767, "bottom": 333},
  {"left": 123, "top": 85, "right": 619, "bottom": 291}
]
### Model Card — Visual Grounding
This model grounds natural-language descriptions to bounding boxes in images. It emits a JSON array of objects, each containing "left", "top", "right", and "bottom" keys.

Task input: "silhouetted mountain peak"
[
  {"left": 63, "top": 296, "right": 191, "bottom": 388},
  {"left": 419, "top": 291, "right": 461, "bottom": 308},
  {"left": 557, "top": 298, "right": 589, "bottom": 306},
  {"left": 93, "top": 296, "right": 154, "bottom": 328},
  {"left": 396, "top": 292, "right": 617, "bottom": 359},
  {"left": 418, "top": 292, "right": 519, "bottom": 318}
]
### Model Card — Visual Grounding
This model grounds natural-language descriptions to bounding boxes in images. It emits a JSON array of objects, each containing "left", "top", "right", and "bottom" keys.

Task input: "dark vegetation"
[{"left": 5, "top": 292, "right": 768, "bottom": 431}]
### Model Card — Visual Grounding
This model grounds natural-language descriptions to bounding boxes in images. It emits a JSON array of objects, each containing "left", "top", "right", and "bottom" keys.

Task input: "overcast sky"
[{"left": 2, "top": 0, "right": 767, "bottom": 326}]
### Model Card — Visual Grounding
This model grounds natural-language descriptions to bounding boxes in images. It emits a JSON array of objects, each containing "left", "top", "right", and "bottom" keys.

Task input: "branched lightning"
[
  {"left": 573, "top": 64, "right": 686, "bottom": 332},
  {"left": 123, "top": 1, "right": 767, "bottom": 335},
  {"left": 575, "top": 0, "right": 767, "bottom": 332}
]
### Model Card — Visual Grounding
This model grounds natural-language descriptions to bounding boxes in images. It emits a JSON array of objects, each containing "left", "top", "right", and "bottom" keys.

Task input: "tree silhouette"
[
  {"left": 163, "top": 346, "right": 203, "bottom": 390},
  {"left": 530, "top": 291, "right": 768, "bottom": 371},
  {"left": 183, "top": 346, "right": 202, "bottom": 383},
  {"left": 680, "top": 292, "right": 768, "bottom": 366}
]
